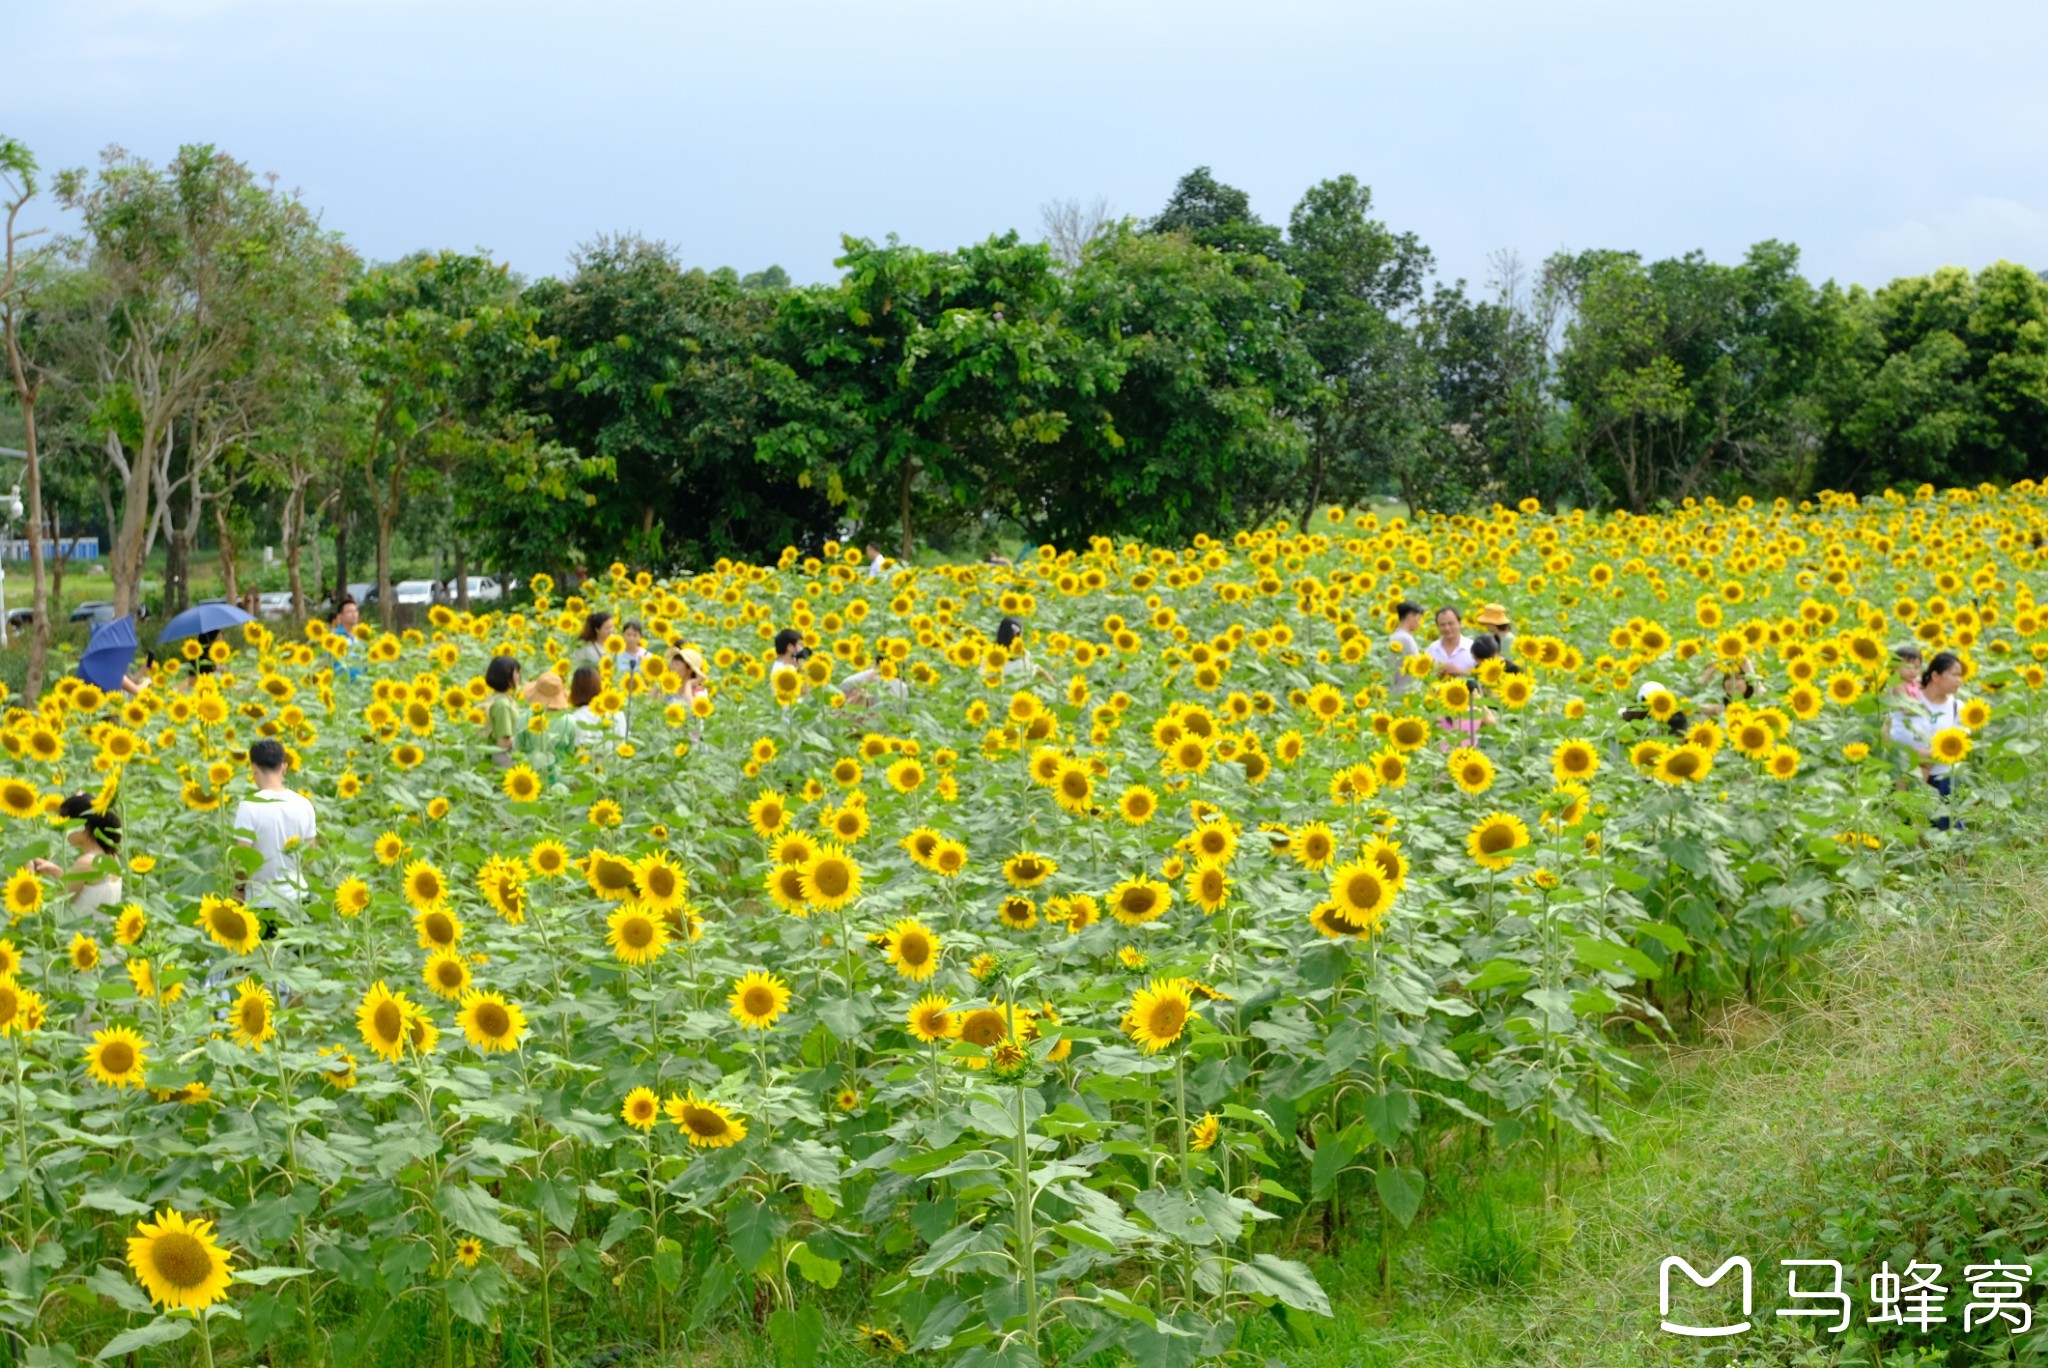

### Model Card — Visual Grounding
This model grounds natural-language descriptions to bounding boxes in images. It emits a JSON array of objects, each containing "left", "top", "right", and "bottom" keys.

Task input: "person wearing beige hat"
[
  {"left": 666, "top": 646, "right": 710, "bottom": 705},
  {"left": 522, "top": 669, "right": 572, "bottom": 710},
  {"left": 1475, "top": 603, "right": 1514, "bottom": 661}
]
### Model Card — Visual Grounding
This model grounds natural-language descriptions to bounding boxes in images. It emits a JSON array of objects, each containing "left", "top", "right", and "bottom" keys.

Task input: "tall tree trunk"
[
  {"left": 108, "top": 428, "right": 156, "bottom": 619},
  {"left": 7, "top": 356, "right": 47, "bottom": 700},
  {"left": 898, "top": 461, "right": 915, "bottom": 564},
  {"left": 46, "top": 505, "right": 63, "bottom": 636},
  {"left": 2, "top": 181, "right": 50, "bottom": 698},
  {"left": 454, "top": 543, "right": 470, "bottom": 612},
  {"left": 213, "top": 501, "right": 239, "bottom": 605},
  {"left": 333, "top": 520, "right": 349, "bottom": 597},
  {"left": 375, "top": 506, "right": 395, "bottom": 628},
  {"left": 285, "top": 480, "right": 307, "bottom": 620},
  {"left": 164, "top": 531, "right": 191, "bottom": 615}
]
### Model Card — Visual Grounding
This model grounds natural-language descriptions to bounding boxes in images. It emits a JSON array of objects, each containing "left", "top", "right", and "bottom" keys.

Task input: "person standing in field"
[
  {"left": 483, "top": 656, "right": 523, "bottom": 768},
  {"left": 564, "top": 666, "right": 625, "bottom": 750},
  {"left": 1475, "top": 603, "right": 1514, "bottom": 661},
  {"left": 233, "top": 739, "right": 317, "bottom": 913},
  {"left": 771, "top": 629, "right": 806, "bottom": 674},
  {"left": 1890, "top": 650, "right": 1965, "bottom": 828},
  {"left": 618, "top": 622, "right": 650, "bottom": 675},
  {"left": 571, "top": 612, "right": 613, "bottom": 672},
  {"left": 1388, "top": 601, "right": 1424, "bottom": 696},
  {"left": 29, "top": 792, "right": 123, "bottom": 916},
  {"left": 328, "top": 596, "right": 363, "bottom": 682},
  {"left": 1426, "top": 607, "right": 1476, "bottom": 678}
]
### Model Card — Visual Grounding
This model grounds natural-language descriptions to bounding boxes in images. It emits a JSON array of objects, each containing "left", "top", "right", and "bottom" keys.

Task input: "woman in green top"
[
  {"left": 569, "top": 611, "right": 613, "bottom": 671},
  {"left": 483, "top": 656, "right": 523, "bottom": 768}
]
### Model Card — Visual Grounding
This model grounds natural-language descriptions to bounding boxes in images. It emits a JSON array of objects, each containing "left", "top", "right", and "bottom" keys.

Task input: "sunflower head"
[
  {"left": 126, "top": 1209, "right": 233, "bottom": 1313},
  {"left": 1126, "top": 978, "right": 1196, "bottom": 1054},
  {"left": 728, "top": 970, "right": 791, "bottom": 1030}
]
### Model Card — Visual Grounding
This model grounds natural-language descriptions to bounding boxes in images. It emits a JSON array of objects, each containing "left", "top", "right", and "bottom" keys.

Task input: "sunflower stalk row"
[{"left": 0, "top": 486, "right": 2037, "bottom": 1365}]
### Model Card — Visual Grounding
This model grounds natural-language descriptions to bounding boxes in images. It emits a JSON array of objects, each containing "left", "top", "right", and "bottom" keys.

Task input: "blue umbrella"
[
  {"left": 77, "top": 615, "right": 138, "bottom": 692},
  {"left": 156, "top": 601, "right": 253, "bottom": 644}
]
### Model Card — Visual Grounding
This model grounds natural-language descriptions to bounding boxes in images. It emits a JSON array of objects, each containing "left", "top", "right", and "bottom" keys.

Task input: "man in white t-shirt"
[
  {"left": 1388, "top": 601, "right": 1424, "bottom": 695},
  {"left": 233, "top": 738, "right": 318, "bottom": 909}
]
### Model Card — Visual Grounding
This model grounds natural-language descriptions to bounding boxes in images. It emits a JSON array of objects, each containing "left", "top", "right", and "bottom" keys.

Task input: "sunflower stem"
[
  {"left": 9, "top": 1034, "right": 29, "bottom": 1249},
  {"left": 1012, "top": 1066, "right": 1040, "bottom": 1358}
]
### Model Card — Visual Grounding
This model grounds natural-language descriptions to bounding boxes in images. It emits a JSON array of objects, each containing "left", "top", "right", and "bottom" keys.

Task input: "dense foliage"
[
  {"left": 5, "top": 143, "right": 2048, "bottom": 627},
  {"left": 0, "top": 484, "right": 2040, "bottom": 1365}
]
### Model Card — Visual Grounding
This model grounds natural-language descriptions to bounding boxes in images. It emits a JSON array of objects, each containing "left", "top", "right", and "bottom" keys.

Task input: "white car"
[
  {"left": 257, "top": 591, "right": 295, "bottom": 619},
  {"left": 454, "top": 575, "right": 503, "bottom": 604},
  {"left": 393, "top": 580, "right": 443, "bottom": 607}
]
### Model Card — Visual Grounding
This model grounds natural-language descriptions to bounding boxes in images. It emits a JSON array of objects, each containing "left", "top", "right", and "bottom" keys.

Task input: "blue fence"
[{"left": 0, "top": 538, "right": 99, "bottom": 562}]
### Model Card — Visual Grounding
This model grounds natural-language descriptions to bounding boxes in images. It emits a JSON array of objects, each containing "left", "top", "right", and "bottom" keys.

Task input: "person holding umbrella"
[
  {"left": 157, "top": 601, "right": 254, "bottom": 686},
  {"left": 76, "top": 615, "right": 150, "bottom": 697}
]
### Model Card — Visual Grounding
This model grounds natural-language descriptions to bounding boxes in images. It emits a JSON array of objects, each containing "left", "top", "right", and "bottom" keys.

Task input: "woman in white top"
[
  {"left": 1888, "top": 650, "right": 1965, "bottom": 828},
  {"left": 30, "top": 792, "right": 123, "bottom": 916},
  {"left": 1424, "top": 606, "right": 1476, "bottom": 677},
  {"left": 994, "top": 616, "right": 1053, "bottom": 684},
  {"left": 564, "top": 665, "right": 627, "bottom": 750}
]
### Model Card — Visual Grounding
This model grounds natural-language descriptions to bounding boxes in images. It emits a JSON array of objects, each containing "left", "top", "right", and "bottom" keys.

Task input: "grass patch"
[{"left": 1294, "top": 849, "right": 2048, "bottom": 1367}]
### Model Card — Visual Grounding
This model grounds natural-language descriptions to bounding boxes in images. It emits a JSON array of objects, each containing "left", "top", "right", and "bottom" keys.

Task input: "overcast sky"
[{"left": 9, "top": 0, "right": 2047, "bottom": 295}]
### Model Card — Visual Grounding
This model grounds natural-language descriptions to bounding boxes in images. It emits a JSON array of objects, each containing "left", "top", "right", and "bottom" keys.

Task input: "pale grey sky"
[{"left": 9, "top": 0, "right": 2047, "bottom": 293}]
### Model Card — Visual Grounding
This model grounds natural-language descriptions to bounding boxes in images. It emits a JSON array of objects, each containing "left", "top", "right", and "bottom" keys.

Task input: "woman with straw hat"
[
  {"left": 666, "top": 646, "right": 710, "bottom": 705},
  {"left": 1475, "top": 603, "right": 1514, "bottom": 660},
  {"left": 520, "top": 669, "right": 574, "bottom": 774}
]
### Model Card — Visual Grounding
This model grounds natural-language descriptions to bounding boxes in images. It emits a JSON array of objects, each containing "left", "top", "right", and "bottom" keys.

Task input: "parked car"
[
  {"left": 350, "top": 581, "right": 377, "bottom": 608},
  {"left": 5, "top": 608, "right": 34, "bottom": 632},
  {"left": 393, "top": 579, "right": 443, "bottom": 607},
  {"left": 68, "top": 601, "right": 119, "bottom": 626},
  {"left": 453, "top": 575, "right": 503, "bottom": 604},
  {"left": 257, "top": 591, "right": 295, "bottom": 619}
]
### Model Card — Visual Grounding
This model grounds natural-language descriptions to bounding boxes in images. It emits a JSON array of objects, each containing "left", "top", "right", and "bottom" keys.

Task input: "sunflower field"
[{"left": 1, "top": 484, "right": 2044, "bottom": 1367}]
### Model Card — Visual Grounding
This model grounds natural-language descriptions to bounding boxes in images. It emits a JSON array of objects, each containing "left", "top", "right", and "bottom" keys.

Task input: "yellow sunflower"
[
  {"left": 402, "top": 859, "right": 448, "bottom": 913},
  {"left": 230, "top": 980, "right": 277, "bottom": 1050},
  {"left": 1551, "top": 739, "right": 1599, "bottom": 785},
  {"left": 1466, "top": 812, "right": 1530, "bottom": 872},
  {"left": 456, "top": 990, "right": 526, "bottom": 1053},
  {"left": 335, "top": 877, "right": 371, "bottom": 918},
  {"left": 357, "top": 981, "right": 417, "bottom": 1063},
  {"left": 1327, "top": 860, "right": 1394, "bottom": 937},
  {"left": 884, "top": 918, "right": 940, "bottom": 982},
  {"left": 629, "top": 850, "right": 685, "bottom": 910},
  {"left": 1126, "top": 978, "right": 1195, "bottom": 1053},
  {"left": 666, "top": 1092, "right": 747, "bottom": 1148},
  {"left": 728, "top": 970, "right": 791, "bottom": 1030},
  {"left": 1447, "top": 747, "right": 1495, "bottom": 796},
  {"left": 422, "top": 949, "right": 472, "bottom": 999},
  {"left": 86, "top": 1026, "right": 149, "bottom": 1088},
  {"left": 1108, "top": 876, "right": 1170, "bottom": 927},
  {"left": 3, "top": 869, "right": 40, "bottom": 921},
  {"left": 1929, "top": 727, "right": 1972, "bottom": 765},
  {"left": 532, "top": 839, "right": 573, "bottom": 880},
  {"left": 502, "top": 764, "right": 542, "bottom": 803},
  {"left": 413, "top": 907, "right": 462, "bottom": 952},
  {"left": 622, "top": 1086, "right": 661, "bottom": 1133},
  {"left": 606, "top": 903, "right": 669, "bottom": 966},
  {"left": 801, "top": 844, "right": 862, "bottom": 912},
  {"left": 747, "top": 790, "right": 789, "bottom": 837},
  {"left": 907, "top": 994, "right": 958, "bottom": 1043},
  {"left": 195, "top": 896, "right": 260, "bottom": 954},
  {"left": 126, "top": 1209, "right": 233, "bottom": 1313}
]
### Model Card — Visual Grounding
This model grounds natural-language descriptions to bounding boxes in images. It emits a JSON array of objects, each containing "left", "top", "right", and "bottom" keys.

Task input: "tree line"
[{"left": 3, "top": 139, "right": 2046, "bottom": 691}]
